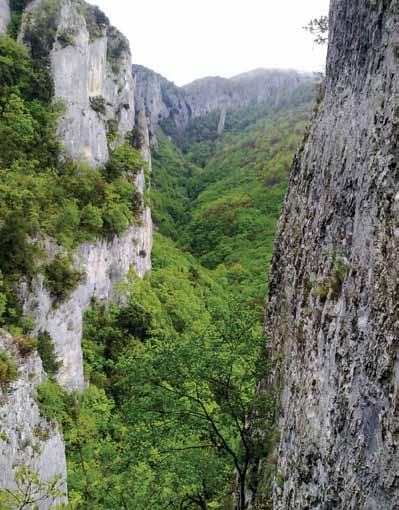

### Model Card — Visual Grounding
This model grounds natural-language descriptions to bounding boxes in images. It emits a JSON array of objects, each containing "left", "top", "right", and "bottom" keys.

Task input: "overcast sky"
[{"left": 93, "top": 0, "right": 330, "bottom": 86}]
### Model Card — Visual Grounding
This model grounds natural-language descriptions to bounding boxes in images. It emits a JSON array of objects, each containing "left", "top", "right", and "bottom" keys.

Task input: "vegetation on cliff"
[
  {"left": 0, "top": 10, "right": 316, "bottom": 507},
  {"left": 0, "top": 35, "right": 144, "bottom": 333}
]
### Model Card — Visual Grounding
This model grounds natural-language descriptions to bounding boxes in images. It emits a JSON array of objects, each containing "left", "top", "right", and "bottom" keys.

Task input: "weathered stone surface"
[
  {"left": 0, "top": 0, "right": 10, "bottom": 34},
  {"left": 133, "top": 64, "right": 191, "bottom": 139},
  {"left": 20, "top": 0, "right": 135, "bottom": 168},
  {"left": 134, "top": 65, "right": 318, "bottom": 140},
  {"left": 21, "top": 214, "right": 152, "bottom": 392},
  {"left": 14, "top": 0, "right": 152, "bottom": 394},
  {"left": 184, "top": 68, "right": 316, "bottom": 118},
  {"left": 0, "top": 330, "right": 67, "bottom": 508},
  {"left": 251, "top": 1, "right": 399, "bottom": 509}
]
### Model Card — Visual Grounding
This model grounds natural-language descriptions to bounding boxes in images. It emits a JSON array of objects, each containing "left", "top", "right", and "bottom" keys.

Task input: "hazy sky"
[{"left": 94, "top": 0, "right": 330, "bottom": 86}]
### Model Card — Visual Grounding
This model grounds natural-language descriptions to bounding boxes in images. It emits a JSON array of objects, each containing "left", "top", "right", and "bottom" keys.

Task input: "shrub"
[
  {"left": 81, "top": 204, "right": 103, "bottom": 235},
  {"left": 102, "top": 204, "right": 130, "bottom": 235},
  {"left": 105, "top": 143, "right": 144, "bottom": 180},
  {"left": 57, "top": 30, "right": 75, "bottom": 48},
  {"left": 37, "top": 331, "right": 61, "bottom": 376},
  {"left": 44, "top": 255, "right": 84, "bottom": 303},
  {"left": 36, "top": 379, "right": 71, "bottom": 425},
  {"left": 0, "top": 350, "right": 18, "bottom": 389},
  {"left": 15, "top": 336, "right": 37, "bottom": 357},
  {"left": 89, "top": 95, "right": 106, "bottom": 115}
]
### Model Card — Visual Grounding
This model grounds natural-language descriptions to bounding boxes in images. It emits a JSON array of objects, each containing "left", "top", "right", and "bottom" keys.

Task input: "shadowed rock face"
[
  {"left": 133, "top": 64, "right": 318, "bottom": 140},
  {"left": 250, "top": 1, "right": 399, "bottom": 509}
]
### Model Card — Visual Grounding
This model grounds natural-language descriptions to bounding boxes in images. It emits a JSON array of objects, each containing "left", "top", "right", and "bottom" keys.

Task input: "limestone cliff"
[
  {"left": 134, "top": 64, "right": 318, "bottom": 140},
  {"left": 251, "top": 1, "right": 399, "bottom": 508},
  {"left": 0, "top": 0, "right": 152, "bottom": 505},
  {"left": 0, "top": 331, "right": 67, "bottom": 509}
]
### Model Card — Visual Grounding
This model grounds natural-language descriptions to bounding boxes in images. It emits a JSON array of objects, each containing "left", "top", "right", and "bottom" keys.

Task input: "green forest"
[{"left": 0, "top": 21, "right": 317, "bottom": 510}]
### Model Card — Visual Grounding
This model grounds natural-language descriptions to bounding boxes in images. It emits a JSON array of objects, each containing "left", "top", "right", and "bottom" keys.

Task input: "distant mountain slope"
[{"left": 133, "top": 64, "right": 319, "bottom": 140}]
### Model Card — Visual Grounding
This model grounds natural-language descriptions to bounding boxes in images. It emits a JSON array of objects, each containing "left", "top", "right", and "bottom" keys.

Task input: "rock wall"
[
  {"left": 133, "top": 64, "right": 191, "bottom": 140},
  {"left": 21, "top": 0, "right": 134, "bottom": 168},
  {"left": 0, "top": 0, "right": 153, "bottom": 505},
  {"left": 251, "top": 1, "right": 399, "bottom": 509},
  {"left": 0, "top": 330, "right": 67, "bottom": 508},
  {"left": 14, "top": 0, "right": 153, "bottom": 393},
  {"left": 0, "top": 0, "right": 10, "bottom": 35},
  {"left": 134, "top": 65, "right": 318, "bottom": 140}
]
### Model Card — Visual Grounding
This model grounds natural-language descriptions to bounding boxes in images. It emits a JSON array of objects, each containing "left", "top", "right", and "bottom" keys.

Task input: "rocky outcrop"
[
  {"left": 21, "top": 212, "right": 152, "bottom": 391},
  {"left": 20, "top": 0, "right": 134, "bottom": 168},
  {"left": 0, "top": 330, "right": 67, "bottom": 509},
  {"left": 184, "top": 68, "right": 316, "bottom": 118},
  {"left": 14, "top": 0, "right": 152, "bottom": 393},
  {"left": 251, "top": 1, "right": 399, "bottom": 509},
  {"left": 134, "top": 65, "right": 318, "bottom": 140},
  {"left": 0, "top": 0, "right": 10, "bottom": 35},
  {"left": 133, "top": 64, "right": 191, "bottom": 140}
]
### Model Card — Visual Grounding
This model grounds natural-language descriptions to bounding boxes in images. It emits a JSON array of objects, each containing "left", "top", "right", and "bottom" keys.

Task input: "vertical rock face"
[
  {"left": 21, "top": 0, "right": 134, "bottom": 168},
  {"left": 0, "top": 331, "right": 67, "bottom": 508},
  {"left": 183, "top": 69, "right": 315, "bottom": 118},
  {"left": 133, "top": 64, "right": 191, "bottom": 139},
  {"left": 253, "top": 1, "right": 399, "bottom": 509},
  {"left": 14, "top": 0, "right": 153, "bottom": 393},
  {"left": 0, "top": 0, "right": 10, "bottom": 34}
]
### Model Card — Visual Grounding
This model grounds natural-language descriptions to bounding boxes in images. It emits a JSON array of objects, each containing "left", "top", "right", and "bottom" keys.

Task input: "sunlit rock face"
[
  {"left": 0, "top": 0, "right": 10, "bottom": 34},
  {"left": 249, "top": 1, "right": 399, "bottom": 509},
  {"left": 0, "top": 330, "right": 67, "bottom": 509},
  {"left": 134, "top": 64, "right": 317, "bottom": 140},
  {"left": 0, "top": 1, "right": 153, "bottom": 506},
  {"left": 20, "top": 0, "right": 134, "bottom": 168}
]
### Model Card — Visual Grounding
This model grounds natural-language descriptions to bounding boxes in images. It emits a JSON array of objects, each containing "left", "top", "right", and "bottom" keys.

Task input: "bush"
[
  {"left": 37, "top": 331, "right": 61, "bottom": 376},
  {"left": 57, "top": 30, "right": 75, "bottom": 48},
  {"left": 36, "top": 379, "right": 71, "bottom": 425},
  {"left": 105, "top": 143, "right": 144, "bottom": 180},
  {"left": 81, "top": 204, "right": 103, "bottom": 235},
  {"left": 44, "top": 255, "right": 84, "bottom": 303},
  {"left": 15, "top": 336, "right": 37, "bottom": 357},
  {"left": 89, "top": 95, "right": 106, "bottom": 115},
  {"left": 0, "top": 350, "right": 18, "bottom": 389},
  {"left": 102, "top": 204, "right": 130, "bottom": 235}
]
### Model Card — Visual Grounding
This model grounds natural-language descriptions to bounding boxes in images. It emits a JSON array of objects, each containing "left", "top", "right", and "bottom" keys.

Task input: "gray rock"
[
  {"left": 250, "top": 1, "right": 399, "bottom": 509},
  {"left": 20, "top": 0, "right": 135, "bottom": 168},
  {"left": 0, "top": 0, "right": 10, "bottom": 34},
  {"left": 0, "top": 330, "right": 67, "bottom": 509}
]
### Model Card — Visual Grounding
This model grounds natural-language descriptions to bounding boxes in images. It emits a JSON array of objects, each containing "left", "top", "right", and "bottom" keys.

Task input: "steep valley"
[
  {"left": 0, "top": 0, "right": 318, "bottom": 505},
  {"left": 1, "top": 0, "right": 398, "bottom": 509}
]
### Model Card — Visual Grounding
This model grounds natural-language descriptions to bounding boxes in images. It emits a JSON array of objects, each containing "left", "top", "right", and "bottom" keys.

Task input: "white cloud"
[{"left": 93, "top": 0, "right": 330, "bottom": 85}]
